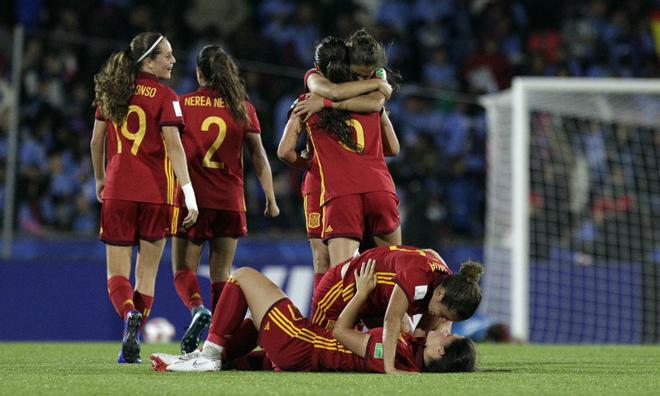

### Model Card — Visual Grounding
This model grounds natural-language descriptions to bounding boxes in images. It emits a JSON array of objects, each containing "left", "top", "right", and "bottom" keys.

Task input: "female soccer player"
[
  {"left": 151, "top": 259, "right": 476, "bottom": 373},
  {"left": 310, "top": 245, "right": 483, "bottom": 374},
  {"left": 278, "top": 35, "right": 396, "bottom": 294},
  {"left": 172, "top": 45, "right": 279, "bottom": 354},
  {"left": 90, "top": 32, "right": 198, "bottom": 363},
  {"left": 281, "top": 34, "right": 401, "bottom": 270}
]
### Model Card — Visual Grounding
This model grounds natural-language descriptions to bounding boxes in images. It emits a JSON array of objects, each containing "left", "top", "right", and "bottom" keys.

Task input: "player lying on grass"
[
  {"left": 151, "top": 260, "right": 476, "bottom": 373},
  {"left": 312, "top": 245, "right": 483, "bottom": 374}
]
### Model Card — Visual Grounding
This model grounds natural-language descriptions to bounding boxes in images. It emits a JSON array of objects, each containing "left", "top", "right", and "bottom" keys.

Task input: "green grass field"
[{"left": 1, "top": 342, "right": 658, "bottom": 395}]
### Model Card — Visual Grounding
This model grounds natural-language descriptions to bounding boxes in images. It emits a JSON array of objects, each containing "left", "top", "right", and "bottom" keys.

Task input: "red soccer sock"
[
  {"left": 107, "top": 275, "right": 135, "bottom": 320},
  {"left": 207, "top": 279, "right": 247, "bottom": 347},
  {"left": 133, "top": 291, "right": 154, "bottom": 325},
  {"left": 173, "top": 268, "right": 204, "bottom": 310},
  {"left": 210, "top": 281, "right": 226, "bottom": 314},
  {"left": 224, "top": 318, "right": 259, "bottom": 361}
]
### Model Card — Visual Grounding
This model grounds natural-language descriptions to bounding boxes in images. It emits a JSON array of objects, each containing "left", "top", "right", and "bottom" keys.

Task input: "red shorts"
[
  {"left": 322, "top": 191, "right": 400, "bottom": 241},
  {"left": 310, "top": 265, "right": 344, "bottom": 329},
  {"left": 303, "top": 191, "right": 323, "bottom": 239},
  {"left": 173, "top": 207, "right": 247, "bottom": 241},
  {"left": 259, "top": 298, "right": 315, "bottom": 371},
  {"left": 100, "top": 199, "right": 171, "bottom": 246}
]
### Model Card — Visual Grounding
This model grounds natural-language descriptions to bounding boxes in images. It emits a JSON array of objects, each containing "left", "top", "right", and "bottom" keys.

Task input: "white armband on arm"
[{"left": 181, "top": 183, "right": 198, "bottom": 211}]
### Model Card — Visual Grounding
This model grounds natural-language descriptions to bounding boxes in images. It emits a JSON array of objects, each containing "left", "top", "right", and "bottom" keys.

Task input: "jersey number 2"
[{"left": 201, "top": 116, "right": 227, "bottom": 169}]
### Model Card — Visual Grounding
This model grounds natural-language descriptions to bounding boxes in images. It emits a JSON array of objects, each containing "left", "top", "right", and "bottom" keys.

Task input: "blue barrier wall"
[{"left": 0, "top": 239, "right": 479, "bottom": 341}]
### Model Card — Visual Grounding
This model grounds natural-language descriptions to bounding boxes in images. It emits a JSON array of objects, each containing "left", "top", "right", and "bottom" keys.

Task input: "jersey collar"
[{"left": 136, "top": 71, "right": 159, "bottom": 82}]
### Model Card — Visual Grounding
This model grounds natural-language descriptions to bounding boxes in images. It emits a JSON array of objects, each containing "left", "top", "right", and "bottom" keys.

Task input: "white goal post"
[{"left": 481, "top": 77, "right": 660, "bottom": 342}]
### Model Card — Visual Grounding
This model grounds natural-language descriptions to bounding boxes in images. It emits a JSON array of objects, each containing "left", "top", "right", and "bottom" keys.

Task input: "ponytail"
[
  {"left": 93, "top": 32, "right": 165, "bottom": 123},
  {"left": 94, "top": 49, "right": 137, "bottom": 123},
  {"left": 197, "top": 45, "right": 250, "bottom": 126}
]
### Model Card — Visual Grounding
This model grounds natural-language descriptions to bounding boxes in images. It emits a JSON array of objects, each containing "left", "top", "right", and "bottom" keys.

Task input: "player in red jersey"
[
  {"left": 277, "top": 37, "right": 395, "bottom": 296},
  {"left": 310, "top": 245, "right": 483, "bottom": 374},
  {"left": 279, "top": 35, "right": 401, "bottom": 277},
  {"left": 151, "top": 260, "right": 475, "bottom": 373},
  {"left": 171, "top": 45, "right": 279, "bottom": 354},
  {"left": 90, "top": 32, "right": 199, "bottom": 364}
]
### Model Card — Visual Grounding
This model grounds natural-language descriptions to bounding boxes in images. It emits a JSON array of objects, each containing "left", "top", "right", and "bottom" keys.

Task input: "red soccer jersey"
[
  {"left": 178, "top": 87, "right": 261, "bottom": 211},
  {"left": 304, "top": 98, "right": 395, "bottom": 206},
  {"left": 312, "top": 327, "right": 421, "bottom": 372},
  {"left": 300, "top": 69, "right": 322, "bottom": 196},
  {"left": 313, "top": 245, "right": 453, "bottom": 329},
  {"left": 96, "top": 72, "right": 185, "bottom": 204}
]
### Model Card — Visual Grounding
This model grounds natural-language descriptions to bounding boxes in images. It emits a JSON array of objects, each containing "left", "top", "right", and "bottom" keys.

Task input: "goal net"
[{"left": 481, "top": 78, "right": 660, "bottom": 343}]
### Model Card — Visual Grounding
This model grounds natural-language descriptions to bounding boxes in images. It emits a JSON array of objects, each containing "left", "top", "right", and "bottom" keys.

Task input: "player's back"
[
  {"left": 179, "top": 87, "right": 260, "bottom": 210},
  {"left": 102, "top": 72, "right": 183, "bottom": 205},
  {"left": 306, "top": 110, "right": 395, "bottom": 205}
]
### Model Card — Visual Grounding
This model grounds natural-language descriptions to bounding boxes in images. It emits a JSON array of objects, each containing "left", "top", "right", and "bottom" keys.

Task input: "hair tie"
[{"left": 136, "top": 35, "right": 164, "bottom": 63}]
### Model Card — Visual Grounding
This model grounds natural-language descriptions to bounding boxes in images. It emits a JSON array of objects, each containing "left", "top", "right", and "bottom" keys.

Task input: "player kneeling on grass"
[{"left": 151, "top": 260, "right": 476, "bottom": 373}]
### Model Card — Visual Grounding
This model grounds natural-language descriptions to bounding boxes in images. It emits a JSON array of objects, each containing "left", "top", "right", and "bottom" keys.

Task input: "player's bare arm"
[
  {"left": 246, "top": 132, "right": 280, "bottom": 218},
  {"left": 90, "top": 119, "right": 107, "bottom": 203},
  {"left": 333, "top": 259, "right": 378, "bottom": 357},
  {"left": 277, "top": 113, "right": 312, "bottom": 170}
]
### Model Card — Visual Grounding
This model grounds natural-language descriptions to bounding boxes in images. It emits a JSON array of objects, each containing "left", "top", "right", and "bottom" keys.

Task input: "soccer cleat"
[
  {"left": 166, "top": 356, "right": 222, "bottom": 372},
  {"left": 180, "top": 306, "right": 212, "bottom": 354},
  {"left": 150, "top": 350, "right": 201, "bottom": 371},
  {"left": 117, "top": 310, "right": 143, "bottom": 364}
]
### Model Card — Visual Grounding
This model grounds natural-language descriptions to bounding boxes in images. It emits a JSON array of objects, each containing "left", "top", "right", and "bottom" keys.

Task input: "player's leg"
[
  {"left": 177, "top": 235, "right": 236, "bottom": 353},
  {"left": 208, "top": 236, "right": 237, "bottom": 310},
  {"left": 310, "top": 237, "right": 330, "bottom": 293},
  {"left": 328, "top": 238, "right": 360, "bottom": 266},
  {"left": 100, "top": 199, "right": 144, "bottom": 364},
  {"left": 367, "top": 191, "right": 402, "bottom": 246},
  {"left": 134, "top": 238, "right": 166, "bottom": 321},
  {"left": 172, "top": 236, "right": 206, "bottom": 309},
  {"left": 168, "top": 267, "right": 286, "bottom": 371},
  {"left": 133, "top": 203, "right": 171, "bottom": 324}
]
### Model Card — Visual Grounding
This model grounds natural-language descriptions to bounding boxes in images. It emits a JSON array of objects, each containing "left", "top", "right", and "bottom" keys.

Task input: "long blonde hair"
[{"left": 93, "top": 32, "right": 165, "bottom": 123}]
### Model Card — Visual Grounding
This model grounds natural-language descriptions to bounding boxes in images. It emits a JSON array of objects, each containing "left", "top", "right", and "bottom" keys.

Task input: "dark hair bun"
[{"left": 459, "top": 261, "right": 484, "bottom": 284}]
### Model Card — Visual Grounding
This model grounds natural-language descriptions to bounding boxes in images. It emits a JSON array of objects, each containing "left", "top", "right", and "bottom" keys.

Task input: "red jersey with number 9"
[
  {"left": 95, "top": 72, "right": 185, "bottom": 205},
  {"left": 304, "top": 96, "right": 396, "bottom": 206},
  {"left": 178, "top": 87, "right": 261, "bottom": 211}
]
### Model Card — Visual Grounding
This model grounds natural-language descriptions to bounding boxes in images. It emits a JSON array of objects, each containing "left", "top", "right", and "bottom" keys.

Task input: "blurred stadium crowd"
[{"left": 0, "top": 0, "right": 658, "bottom": 246}]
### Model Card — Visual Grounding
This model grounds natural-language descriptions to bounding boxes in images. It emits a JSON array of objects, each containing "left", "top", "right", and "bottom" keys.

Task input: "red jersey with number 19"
[
  {"left": 96, "top": 72, "right": 184, "bottom": 205},
  {"left": 304, "top": 99, "right": 395, "bottom": 206},
  {"left": 178, "top": 87, "right": 261, "bottom": 211}
]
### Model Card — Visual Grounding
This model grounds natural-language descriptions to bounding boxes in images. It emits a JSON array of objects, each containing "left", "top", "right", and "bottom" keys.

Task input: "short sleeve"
[
  {"left": 303, "top": 68, "right": 319, "bottom": 91},
  {"left": 245, "top": 101, "right": 261, "bottom": 134},
  {"left": 158, "top": 88, "right": 185, "bottom": 129},
  {"left": 95, "top": 106, "right": 106, "bottom": 121},
  {"left": 392, "top": 258, "right": 432, "bottom": 305}
]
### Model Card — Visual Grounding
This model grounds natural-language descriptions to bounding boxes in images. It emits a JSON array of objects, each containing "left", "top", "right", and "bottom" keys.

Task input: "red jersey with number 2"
[{"left": 178, "top": 87, "right": 260, "bottom": 211}]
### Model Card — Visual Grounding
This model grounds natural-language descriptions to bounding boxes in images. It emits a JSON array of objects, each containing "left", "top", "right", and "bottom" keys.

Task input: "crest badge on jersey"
[{"left": 308, "top": 212, "right": 321, "bottom": 228}]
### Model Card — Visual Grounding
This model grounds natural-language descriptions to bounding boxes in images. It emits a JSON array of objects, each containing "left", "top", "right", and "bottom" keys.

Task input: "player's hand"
[
  {"left": 354, "top": 258, "right": 377, "bottom": 296},
  {"left": 95, "top": 180, "right": 104, "bottom": 203},
  {"left": 264, "top": 199, "right": 280, "bottom": 218},
  {"left": 293, "top": 93, "right": 324, "bottom": 121},
  {"left": 182, "top": 207, "right": 198, "bottom": 229},
  {"left": 377, "top": 80, "right": 392, "bottom": 99}
]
